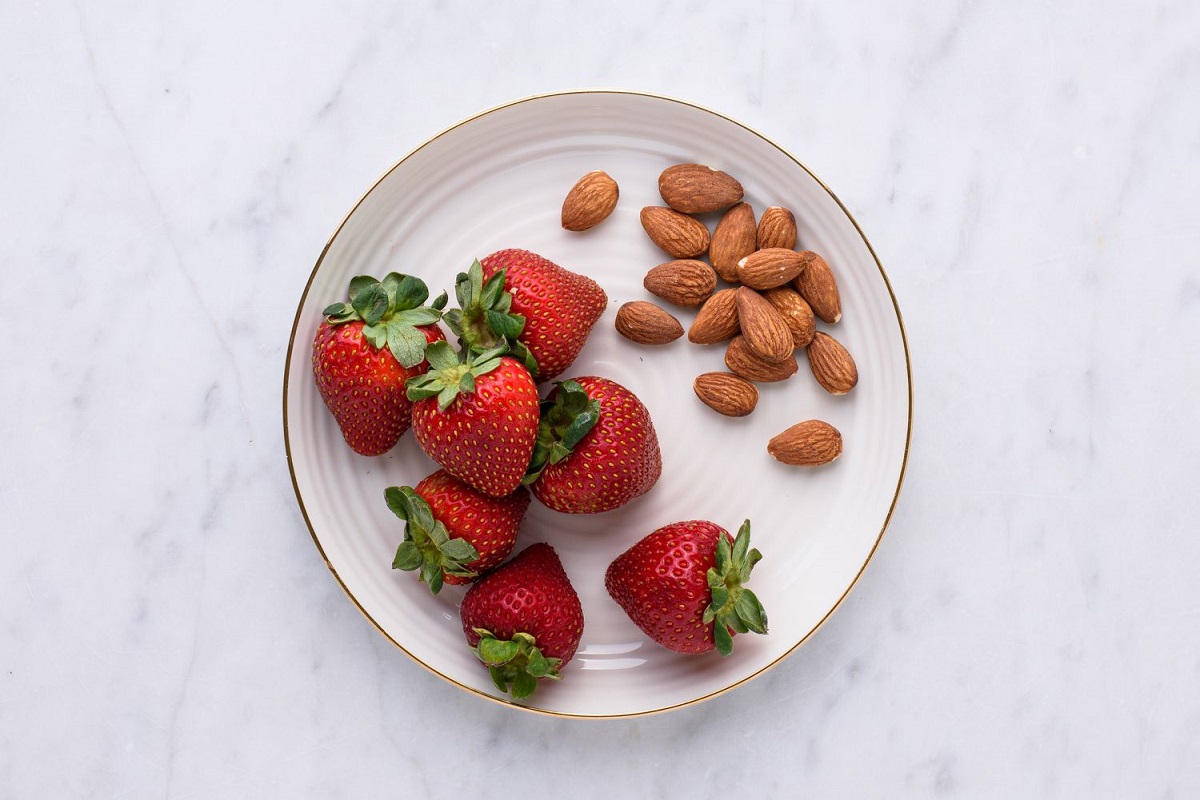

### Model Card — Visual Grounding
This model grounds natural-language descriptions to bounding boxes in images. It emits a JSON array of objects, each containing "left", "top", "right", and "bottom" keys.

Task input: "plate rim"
[{"left": 282, "top": 88, "right": 914, "bottom": 719}]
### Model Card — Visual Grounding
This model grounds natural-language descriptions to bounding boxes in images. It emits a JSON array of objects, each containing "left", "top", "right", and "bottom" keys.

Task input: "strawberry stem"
[
  {"left": 385, "top": 486, "right": 479, "bottom": 594},
  {"left": 702, "top": 520, "right": 768, "bottom": 656},
  {"left": 321, "top": 272, "right": 447, "bottom": 367},
  {"left": 405, "top": 342, "right": 507, "bottom": 411},
  {"left": 523, "top": 380, "right": 601, "bottom": 484},
  {"left": 443, "top": 260, "right": 538, "bottom": 374},
  {"left": 471, "top": 628, "right": 562, "bottom": 699}
]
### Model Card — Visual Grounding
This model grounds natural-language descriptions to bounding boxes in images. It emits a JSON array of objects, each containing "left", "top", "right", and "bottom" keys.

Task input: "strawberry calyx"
[
  {"left": 523, "top": 379, "right": 601, "bottom": 484},
  {"left": 702, "top": 520, "right": 768, "bottom": 656},
  {"left": 470, "top": 628, "right": 562, "bottom": 699},
  {"left": 404, "top": 341, "right": 507, "bottom": 411},
  {"left": 384, "top": 485, "right": 479, "bottom": 594},
  {"left": 322, "top": 273, "right": 447, "bottom": 368},
  {"left": 442, "top": 259, "right": 538, "bottom": 374}
]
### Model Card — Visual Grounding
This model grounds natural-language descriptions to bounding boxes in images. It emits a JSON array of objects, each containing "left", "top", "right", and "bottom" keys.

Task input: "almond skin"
[
  {"left": 767, "top": 420, "right": 843, "bottom": 466},
  {"left": 762, "top": 286, "right": 815, "bottom": 348},
  {"left": 792, "top": 251, "right": 842, "bottom": 323},
  {"left": 644, "top": 260, "right": 717, "bottom": 307},
  {"left": 687, "top": 288, "right": 740, "bottom": 344},
  {"left": 640, "top": 206, "right": 710, "bottom": 259},
  {"left": 736, "top": 248, "right": 808, "bottom": 290},
  {"left": 658, "top": 163, "right": 744, "bottom": 214},
  {"left": 806, "top": 331, "right": 858, "bottom": 394},
  {"left": 734, "top": 287, "right": 794, "bottom": 363},
  {"left": 724, "top": 336, "right": 798, "bottom": 383},
  {"left": 757, "top": 206, "right": 798, "bottom": 250},
  {"left": 693, "top": 372, "right": 758, "bottom": 417},
  {"left": 709, "top": 202, "right": 757, "bottom": 282},
  {"left": 615, "top": 301, "right": 684, "bottom": 345},
  {"left": 561, "top": 170, "right": 619, "bottom": 231}
]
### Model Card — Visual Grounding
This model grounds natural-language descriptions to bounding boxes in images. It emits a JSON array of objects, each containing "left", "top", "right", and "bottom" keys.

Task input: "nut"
[
  {"left": 724, "top": 336, "right": 798, "bottom": 383},
  {"left": 693, "top": 372, "right": 758, "bottom": 417},
  {"left": 657, "top": 163, "right": 744, "bottom": 214},
  {"left": 767, "top": 420, "right": 843, "bottom": 466},
  {"left": 561, "top": 170, "right": 619, "bottom": 231},
  {"left": 709, "top": 202, "right": 757, "bottom": 282},
  {"left": 736, "top": 248, "right": 808, "bottom": 290},
  {"left": 806, "top": 331, "right": 858, "bottom": 394},
  {"left": 792, "top": 251, "right": 842, "bottom": 324},
  {"left": 614, "top": 301, "right": 684, "bottom": 345},
  {"left": 761, "top": 286, "right": 815, "bottom": 348},
  {"left": 644, "top": 260, "right": 717, "bottom": 307},
  {"left": 757, "top": 206, "right": 798, "bottom": 250},
  {"left": 640, "top": 206, "right": 711, "bottom": 259},
  {"left": 687, "top": 288, "right": 740, "bottom": 344},
  {"left": 734, "top": 287, "right": 794, "bottom": 363}
]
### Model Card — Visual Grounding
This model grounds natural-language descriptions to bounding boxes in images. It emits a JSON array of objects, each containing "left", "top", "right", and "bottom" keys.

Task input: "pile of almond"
[{"left": 561, "top": 164, "right": 855, "bottom": 468}]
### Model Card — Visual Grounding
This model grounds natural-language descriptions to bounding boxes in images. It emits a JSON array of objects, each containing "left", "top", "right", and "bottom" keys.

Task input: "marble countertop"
[{"left": 3, "top": 1, "right": 1198, "bottom": 797}]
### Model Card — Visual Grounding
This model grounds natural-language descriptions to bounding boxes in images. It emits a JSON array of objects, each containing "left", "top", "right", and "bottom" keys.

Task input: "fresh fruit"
[
  {"left": 639, "top": 206, "right": 711, "bottom": 259},
  {"left": 385, "top": 469, "right": 530, "bottom": 593},
  {"left": 643, "top": 259, "right": 718, "bottom": 307},
  {"left": 614, "top": 301, "right": 684, "bottom": 345},
  {"left": 605, "top": 519, "right": 767, "bottom": 656},
  {"left": 767, "top": 420, "right": 843, "bottom": 466},
  {"left": 657, "top": 164, "right": 744, "bottom": 214},
  {"left": 693, "top": 372, "right": 758, "bottom": 417},
  {"left": 724, "top": 335, "right": 799, "bottom": 383},
  {"left": 734, "top": 286, "right": 794, "bottom": 364},
  {"left": 792, "top": 251, "right": 842, "bottom": 324},
  {"left": 459, "top": 250, "right": 607, "bottom": 383},
  {"left": 735, "top": 248, "right": 808, "bottom": 290},
  {"left": 525, "top": 377, "right": 662, "bottom": 514},
  {"left": 756, "top": 206, "right": 798, "bottom": 250},
  {"left": 806, "top": 331, "right": 858, "bottom": 395},
  {"left": 406, "top": 342, "right": 540, "bottom": 497},
  {"left": 561, "top": 170, "right": 619, "bottom": 231},
  {"left": 460, "top": 543, "right": 585, "bottom": 700},
  {"left": 687, "top": 288, "right": 741, "bottom": 344},
  {"left": 311, "top": 273, "right": 446, "bottom": 456},
  {"left": 709, "top": 202, "right": 757, "bottom": 282}
]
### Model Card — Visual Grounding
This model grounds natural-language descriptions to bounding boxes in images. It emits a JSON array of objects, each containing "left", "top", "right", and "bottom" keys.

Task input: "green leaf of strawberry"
[
  {"left": 443, "top": 259, "right": 538, "bottom": 374},
  {"left": 321, "top": 272, "right": 445, "bottom": 368},
  {"left": 701, "top": 520, "right": 767, "bottom": 655},
  {"left": 524, "top": 379, "right": 601, "bottom": 484},
  {"left": 385, "top": 485, "right": 480, "bottom": 594}
]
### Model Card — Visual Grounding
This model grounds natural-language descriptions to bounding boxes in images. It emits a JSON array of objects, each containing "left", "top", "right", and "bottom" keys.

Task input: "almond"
[
  {"left": 757, "top": 206, "right": 798, "bottom": 250},
  {"left": 806, "top": 331, "right": 858, "bottom": 394},
  {"left": 561, "top": 170, "right": 619, "bottom": 231},
  {"left": 734, "top": 287, "right": 794, "bottom": 363},
  {"left": 614, "top": 301, "right": 684, "bottom": 345},
  {"left": 761, "top": 286, "right": 815, "bottom": 348},
  {"left": 709, "top": 202, "right": 757, "bottom": 282},
  {"left": 767, "top": 420, "right": 843, "bottom": 466},
  {"left": 687, "top": 288, "right": 740, "bottom": 344},
  {"left": 657, "top": 163, "right": 744, "bottom": 214},
  {"left": 640, "top": 206, "right": 710, "bottom": 259},
  {"left": 724, "top": 335, "right": 798, "bottom": 383},
  {"left": 644, "top": 259, "right": 717, "bottom": 307},
  {"left": 792, "top": 251, "right": 842, "bottom": 323},
  {"left": 736, "top": 248, "right": 808, "bottom": 290},
  {"left": 693, "top": 372, "right": 758, "bottom": 417}
]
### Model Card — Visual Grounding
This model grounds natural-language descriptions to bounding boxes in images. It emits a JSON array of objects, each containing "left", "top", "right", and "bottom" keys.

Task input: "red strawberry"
[
  {"left": 406, "top": 342, "right": 540, "bottom": 497},
  {"left": 605, "top": 519, "right": 767, "bottom": 656},
  {"left": 460, "top": 542, "right": 584, "bottom": 699},
  {"left": 445, "top": 251, "right": 607, "bottom": 382},
  {"left": 312, "top": 273, "right": 446, "bottom": 456},
  {"left": 385, "top": 469, "right": 530, "bottom": 593},
  {"left": 525, "top": 377, "right": 662, "bottom": 514}
]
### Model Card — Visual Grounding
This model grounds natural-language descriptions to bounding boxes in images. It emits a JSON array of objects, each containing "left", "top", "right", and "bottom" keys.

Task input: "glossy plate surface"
[{"left": 284, "top": 90, "right": 911, "bottom": 717}]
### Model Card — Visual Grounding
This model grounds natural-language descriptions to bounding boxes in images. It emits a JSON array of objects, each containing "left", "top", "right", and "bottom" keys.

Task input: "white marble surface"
[{"left": 2, "top": 0, "right": 1198, "bottom": 796}]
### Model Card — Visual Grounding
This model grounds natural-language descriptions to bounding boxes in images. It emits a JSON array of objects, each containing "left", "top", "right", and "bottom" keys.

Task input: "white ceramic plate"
[{"left": 284, "top": 90, "right": 911, "bottom": 718}]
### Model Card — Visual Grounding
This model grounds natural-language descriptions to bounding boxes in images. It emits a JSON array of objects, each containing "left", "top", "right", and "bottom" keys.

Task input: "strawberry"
[
  {"left": 605, "top": 519, "right": 767, "bottom": 656},
  {"left": 311, "top": 273, "right": 446, "bottom": 456},
  {"left": 444, "top": 251, "right": 607, "bottom": 382},
  {"left": 385, "top": 469, "right": 530, "bottom": 594},
  {"left": 524, "top": 377, "right": 662, "bottom": 514},
  {"left": 460, "top": 542, "right": 584, "bottom": 699},
  {"left": 406, "top": 341, "right": 540, "bottom": 497}
]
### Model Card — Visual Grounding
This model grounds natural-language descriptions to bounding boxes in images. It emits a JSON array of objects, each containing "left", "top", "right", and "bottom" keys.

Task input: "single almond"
[
  {"left": 734, "top": 287, "right": 794, "bottom": 363},
  {"left": 658, "top": 163, "right": 744, "bottom": 214},
  {"left": 757, "top": 206, "right": 798, "bottom": 250},
  {"left": 806, "top": 331, "right": 858, "bottom": 394},
  {"left": 614, "top": 301, "right": 683, "bottom": 345},
  {"left": 644, "top": 259, "right": 717, "bottom": 307},
  {"left": 792, "top": 251, "right": 842, "bottom": 323},
  {"left": 561, "top": 170, "right": 619, "bottom": 231},
  {"left": 724, "top": 336, "right": 798, "bottom": 383},
  {"left": 640, "top": 206, "right": 710, "bottom": 259},
  {"left": 762, "top": 286, "right": 815, "bottom": 348},
  {"left": 693, "top": 372, "right": 758, "bottom": 417},
  {"left": 736, "top": 248, "right": 808, "bottom": 290},
  {"left": 709, "top": 202, "right": 757, "bottom": 282},
  {"left": 688, "top": 288, "right": 740, "bottom": 344},
  {"left": 767, "top": 420, "right": 843, "bottom": 466}
]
